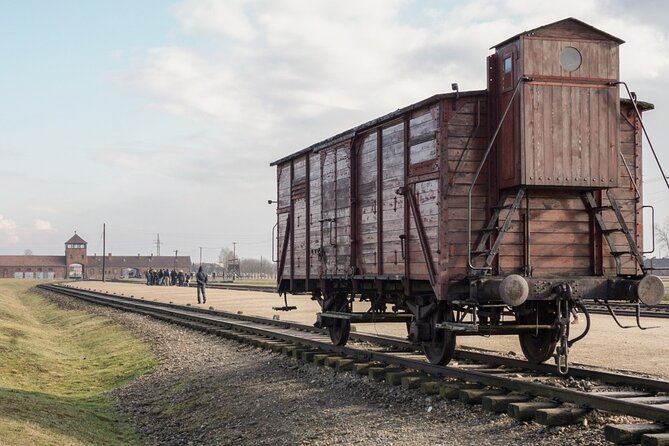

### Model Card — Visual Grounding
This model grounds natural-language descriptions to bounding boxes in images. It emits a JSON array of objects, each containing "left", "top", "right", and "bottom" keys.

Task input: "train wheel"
[
  {"left": 328, "top": 294, "right": 351, "bottom": 346},
  {"left": 423, "top": 307, "right": 456, "bottom": 365},
  {"left": 518, "top": 305, "right": 558, "bottom": 363},
  {"left": 328, "top": 318, "right": 351, "bottom": 346}
]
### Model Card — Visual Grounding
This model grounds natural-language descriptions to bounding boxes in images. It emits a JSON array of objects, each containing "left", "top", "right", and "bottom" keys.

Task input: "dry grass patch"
[{"left": 0, "top": 280, "right": 156, "bottom": 445}]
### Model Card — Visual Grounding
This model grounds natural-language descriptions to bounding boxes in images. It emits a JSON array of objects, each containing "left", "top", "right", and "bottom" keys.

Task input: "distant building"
[
  {"left": 0, "top": 233, "right": 192, "bottom": 280},
  {"left": 645, "top": 258, "right": 669, "bottom": 277}
]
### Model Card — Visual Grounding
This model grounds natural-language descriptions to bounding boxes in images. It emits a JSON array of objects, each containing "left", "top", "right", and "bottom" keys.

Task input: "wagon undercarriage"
[{"left": 309, "top": 273, "right": 663, "bottom": 372}]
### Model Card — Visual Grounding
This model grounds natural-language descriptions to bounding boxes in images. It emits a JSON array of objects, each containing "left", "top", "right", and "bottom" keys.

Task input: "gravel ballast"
[{"left": 39, "top": 288, "right": 642, "bottom": 445}]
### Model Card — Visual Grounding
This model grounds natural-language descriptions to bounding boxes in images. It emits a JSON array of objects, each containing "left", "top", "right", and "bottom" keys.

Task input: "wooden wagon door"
[
  {"left": 321, "top": 148, "right": 338, "bottom": 275},
  {"left": 357, "top": 133, "right": 379, "bottom": 275},
  {"left": 381, "top": 122, "right": 406, "bottom": 275}
]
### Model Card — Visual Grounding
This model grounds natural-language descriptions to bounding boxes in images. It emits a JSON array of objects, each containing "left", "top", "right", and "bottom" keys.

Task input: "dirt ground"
[{"left": 69, "top": 281, "right": 669, "bottom": 380}]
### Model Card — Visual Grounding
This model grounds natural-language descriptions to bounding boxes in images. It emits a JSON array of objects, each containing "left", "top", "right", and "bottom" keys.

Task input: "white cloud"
[
  {"left": 127, "top": 0, "right": 669, "bottom": 156},
  {"left": 112, "top": 0, "right": 669, "bottom": 257},
  {"left": 33, "top": 219, "right": 55, "bottom": 231},
  {"left": 0, "top": 215, "right": 19, "bottom": 243},
  {"left": 174, "top": 0, "right": 258, "bottom": 42}
]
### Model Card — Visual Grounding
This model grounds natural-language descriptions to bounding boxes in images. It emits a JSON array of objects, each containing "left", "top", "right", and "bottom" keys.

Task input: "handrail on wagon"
[
  {"left": 615, "top": 81, "right": 669, "bottom": 195},
  {"left": 467, "top": 77, "right": 526, "bottom": 272},
  {"left": 616, "top": 81, "right": 668, "bottom": 257}
]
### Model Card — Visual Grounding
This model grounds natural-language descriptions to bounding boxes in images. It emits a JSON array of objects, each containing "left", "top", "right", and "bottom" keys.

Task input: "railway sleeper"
[
  {"left": 641, "top": 432, "right": 669, "bottom": 446},
  {"left": 482, "top": 393, "right": 532, "bottom": 413},
  {"left": 508, "top": 400, "right": 560, "bottom": 421},
  {"left": 535, "top": 407, "right": 590, "bottom": 426},
  {"left": 604, "top": 423, "right": 668, "bottom": 445},
  {"left": 459, "top": 388, "right": 507, "bottom": 405}
]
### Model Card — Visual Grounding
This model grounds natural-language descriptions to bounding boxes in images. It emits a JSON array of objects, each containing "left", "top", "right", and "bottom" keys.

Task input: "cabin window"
[
  {"left": 560, "top": 46, "right": 582, "bottom": 72},
  {"left": 503, "top": 56, "right": 512, "bottom": 74}
]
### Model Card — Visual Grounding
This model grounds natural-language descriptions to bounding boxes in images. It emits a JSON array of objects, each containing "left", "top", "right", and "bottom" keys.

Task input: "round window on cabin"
[{"left": 560, "top": 46, "right": 582, "bottom": 72}]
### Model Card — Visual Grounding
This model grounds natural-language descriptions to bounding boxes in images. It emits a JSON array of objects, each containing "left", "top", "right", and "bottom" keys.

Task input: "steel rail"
[
  {"left": 581, "top": 303, "right": 669, "bottom": 319},
  {"left": 39, "top": 283, "right": 669, "bottom": 423}
]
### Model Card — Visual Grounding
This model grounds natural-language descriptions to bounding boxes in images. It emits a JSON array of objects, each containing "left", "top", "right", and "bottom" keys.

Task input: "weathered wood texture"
[
  {"left": 357, "top": 132, "right": 378, "bottom": 275},
  {"left": 309, "top": 153, "right": 321, "bottom": 277},
  {"left": 522, "top": 84, "right": 620, "bottom": 188},
  {"left": 277, "top": 97, "right": 644, "bottom": 287},
  {"left": 381, "top": 122, "right": 406, "bottom": 275},
  {"left": 444, "top": 99, "right": 490, "bottom": 279},
  {"left": 523, "top": 38, "right": 619, "bottom": 79},
  {"left": 496, "top": 20, "right": 621, "bottom": 188},
  {"left": 275, "top": 23, "right": 645, "bottom": 290}
]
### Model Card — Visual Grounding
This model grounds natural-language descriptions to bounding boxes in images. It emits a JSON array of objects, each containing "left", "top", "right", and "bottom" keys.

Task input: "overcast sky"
[{"left": 1, "top": 0, "right": 668, "bottom": 263}]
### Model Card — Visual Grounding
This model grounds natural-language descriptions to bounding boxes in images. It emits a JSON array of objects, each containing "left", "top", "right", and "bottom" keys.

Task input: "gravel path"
[{"left": 39, "top": 288, "right": 638, "bottom": 446}]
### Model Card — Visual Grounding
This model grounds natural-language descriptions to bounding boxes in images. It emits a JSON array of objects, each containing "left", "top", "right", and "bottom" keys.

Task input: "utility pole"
[
  {"left": 154, "top": 234, "right": 163, "bottom": 256},
  {"left": 174, "top": 250, "right": 178, "bottom": 269},
  {"left": 102, "top": 223, "right": 106, "bottom": 282},
  {"left": 199, "top": 247, "right": 203, "bottom": 266},
  {"left": 232, "top": 242, "right": 238, "bottom": 279}
]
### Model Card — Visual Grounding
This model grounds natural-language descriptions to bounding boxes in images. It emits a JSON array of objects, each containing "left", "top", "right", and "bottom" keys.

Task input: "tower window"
[
  {"left": 503, "top": 56, "right": 512, "bottom": 73},
  {"left": 560, "top": 46, "right": 582, "bottom": 72}
]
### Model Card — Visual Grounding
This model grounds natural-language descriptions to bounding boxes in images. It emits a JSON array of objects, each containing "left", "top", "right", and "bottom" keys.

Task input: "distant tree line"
[
  {"left": 656, "top": 217, "right": 669, "bottom": 258},
  {"left": 210, "top": 247, "right": 276, "bottom": 276}
]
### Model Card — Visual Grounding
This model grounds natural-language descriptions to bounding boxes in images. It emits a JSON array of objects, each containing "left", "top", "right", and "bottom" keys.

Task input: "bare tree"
[
  {"left": 218, "top": 247, "right": 233, "bottom": 264},
  {"left": 240, "top": 257, "right": 276, "bottom": 275},
  {"left": 24, "top": 249, "right": 33, "bottom": 256},
  {"left": 655, "top": 217, "right": 669, "bottom": 257}
]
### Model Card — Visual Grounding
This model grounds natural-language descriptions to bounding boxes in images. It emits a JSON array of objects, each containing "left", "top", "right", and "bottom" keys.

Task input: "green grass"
[{"left": 0, "top": 280, "right": 156, "bottom": 445}]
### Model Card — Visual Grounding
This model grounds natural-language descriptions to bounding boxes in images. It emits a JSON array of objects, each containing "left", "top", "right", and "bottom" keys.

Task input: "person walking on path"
[{"left": 196, "top": 266, "right": 207, "bottom": 304}]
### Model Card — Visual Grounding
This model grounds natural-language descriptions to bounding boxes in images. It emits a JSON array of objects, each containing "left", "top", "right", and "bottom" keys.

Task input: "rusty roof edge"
[
  {"left": 621, "top": 97, "right": 654, "bottom": 112},
  {"left": 491, "top": 17, "right": 625, "bottom": 50},
  {"left": 270, "top": 90, "right": 487, "bottom": 166}
]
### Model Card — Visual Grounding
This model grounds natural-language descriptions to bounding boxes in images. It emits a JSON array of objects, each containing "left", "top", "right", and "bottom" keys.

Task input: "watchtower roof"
[
  {"left": 492, "top": 17, "right": 625, "bottom": 49},
  {"left": 65, "top": 233, "right": 87, "bottom": 245}
]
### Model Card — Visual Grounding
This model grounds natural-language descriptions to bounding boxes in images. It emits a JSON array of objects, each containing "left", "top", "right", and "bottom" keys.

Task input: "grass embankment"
[{"left": 0, "top": 280, "right": 156, "bottom": 445}]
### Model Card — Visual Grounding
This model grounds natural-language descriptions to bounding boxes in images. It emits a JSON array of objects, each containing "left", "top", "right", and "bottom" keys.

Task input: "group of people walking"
[{"left": 145, "top": 268, "right": 191, "bottom": 287}]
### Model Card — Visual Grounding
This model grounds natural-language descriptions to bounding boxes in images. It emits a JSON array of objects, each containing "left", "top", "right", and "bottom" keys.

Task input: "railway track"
[{"left": 40, "top": 283, "right": 669, "bottom": 443}]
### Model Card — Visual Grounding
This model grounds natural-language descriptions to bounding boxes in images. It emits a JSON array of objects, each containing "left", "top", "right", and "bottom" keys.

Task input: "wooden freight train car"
[{"left": 270, "top": 18, "right": 664, "bottom": 371}]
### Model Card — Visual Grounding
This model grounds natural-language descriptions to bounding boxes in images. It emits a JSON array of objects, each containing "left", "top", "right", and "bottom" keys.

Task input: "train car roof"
[
  {"left": 492, "top": 17, "right": 625, "bottom": 49},
  {"left": 270, "top": 90, "right": 487, "bottom": 166},
  {"left": 621, "top": 98, "right": 654, "bottom": 112}
]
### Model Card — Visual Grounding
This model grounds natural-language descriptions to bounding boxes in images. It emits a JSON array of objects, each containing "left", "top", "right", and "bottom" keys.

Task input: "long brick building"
[{"left": 0, "top": 233, "right": 192, "bottom": 280}]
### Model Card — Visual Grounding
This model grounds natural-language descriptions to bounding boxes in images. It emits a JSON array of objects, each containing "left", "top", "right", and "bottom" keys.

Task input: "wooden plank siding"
[
  {"left": 273, "top": 19, "right": 651, "bottom": 303},
  {"left": 444, "top": 98, "right": 490, "bottom": 280},
  {"left": 309, "top": 153, "right": 321, "bottom": 277},
  {"left": 522, "top": 84, "right": 619, "bottom": 188},
  {"left": 381, "top": 122, "right": 406, "bottom": 275},
  {"left": 406, "top": 106, "right": 441, "bottom": 281},
  {"left": 357, "top": 133, "right": 378, "bottom": 274},
  {"left": 275, "top": 96, "right": 645, "bottom": 291}
]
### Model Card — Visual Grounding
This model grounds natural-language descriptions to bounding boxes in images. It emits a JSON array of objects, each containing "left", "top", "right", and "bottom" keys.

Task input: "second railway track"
[
  {"left": 212, "top": 282, "right": 669, "bottom": 320},
  {"left": 39, "top": 282, "right": 669, "bottom": 442}
]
